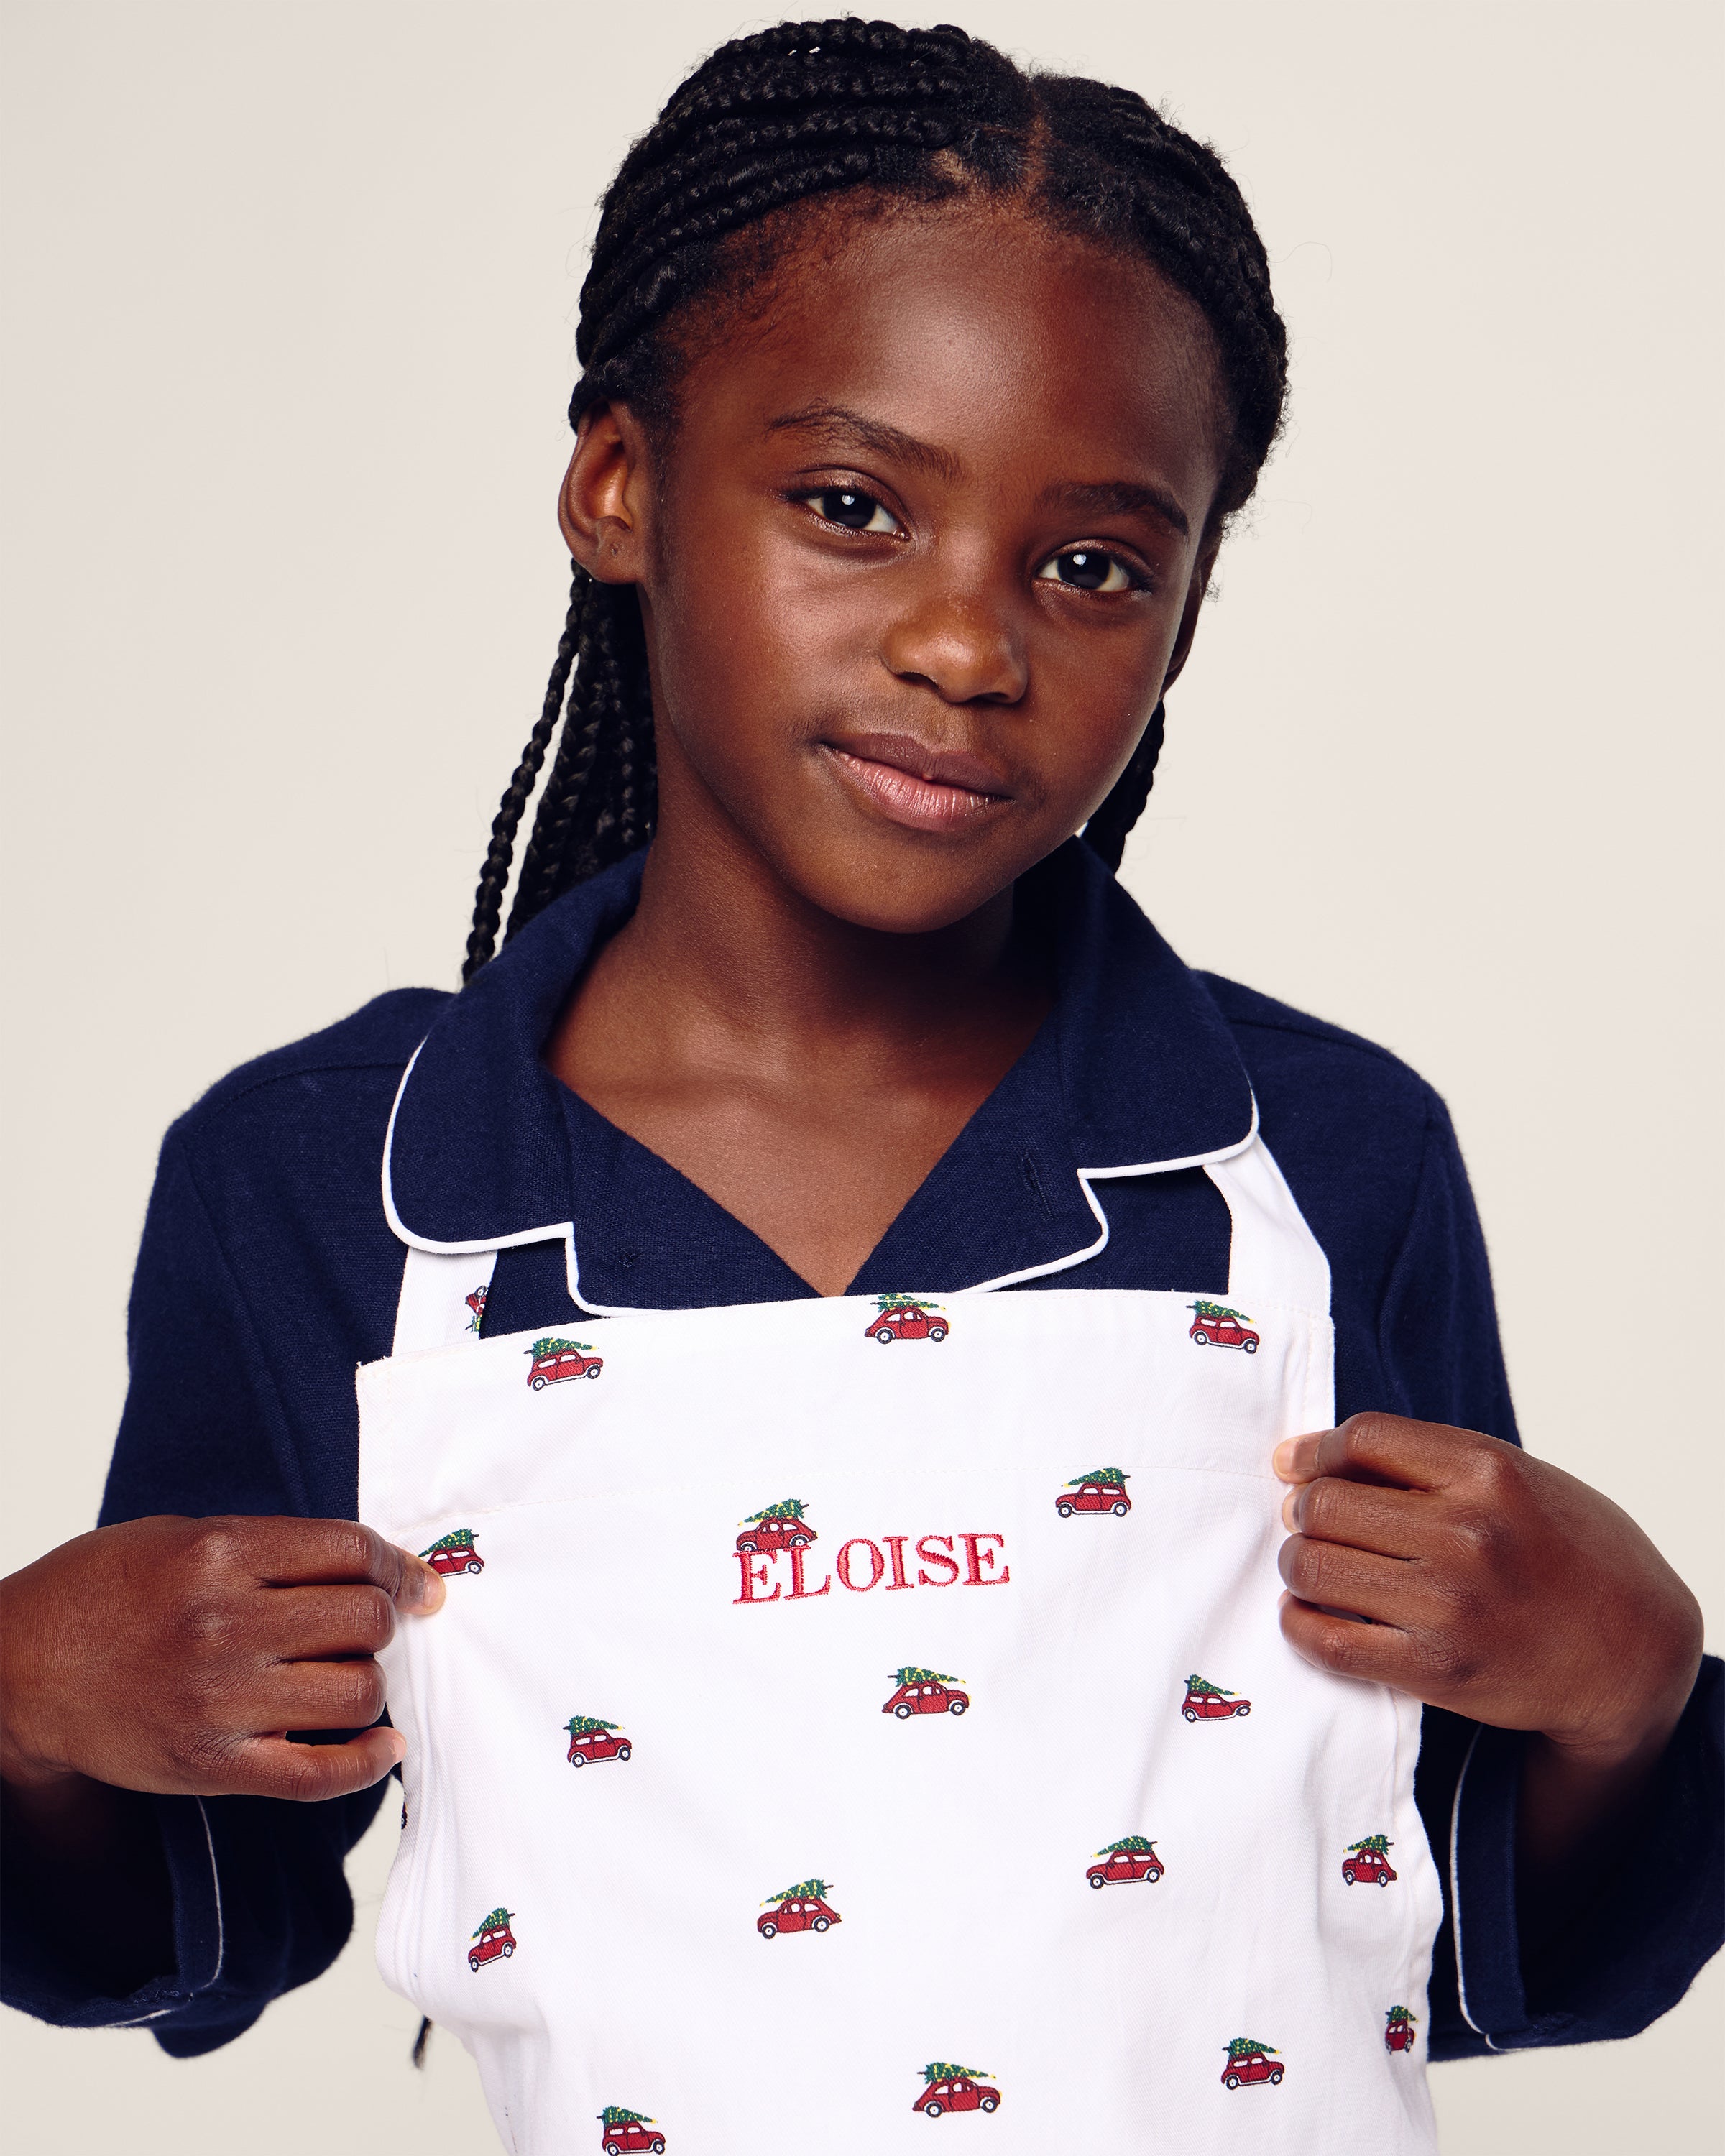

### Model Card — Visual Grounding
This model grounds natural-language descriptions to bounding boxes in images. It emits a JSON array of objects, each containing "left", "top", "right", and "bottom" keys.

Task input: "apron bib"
[{"left": 358, "top": 1135, "right": 1442, "bottom": 2155}]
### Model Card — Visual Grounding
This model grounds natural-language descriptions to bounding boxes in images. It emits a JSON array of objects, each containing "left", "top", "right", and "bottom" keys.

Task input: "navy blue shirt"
[{"left": 5, "top": 841, "right": 1719, "bottom": 2060}]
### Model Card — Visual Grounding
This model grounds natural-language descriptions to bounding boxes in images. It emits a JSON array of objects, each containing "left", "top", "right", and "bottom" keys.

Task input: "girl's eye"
[
  {"left": 803, "top": 488, "right": 900, "bottom": 535},
  {"left": 1036, "top": 548, "right": 1138, "bottom": 594}
]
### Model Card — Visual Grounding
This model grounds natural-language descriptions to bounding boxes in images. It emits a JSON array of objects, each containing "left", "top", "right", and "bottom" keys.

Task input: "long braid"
[
  {"left": 467, "top": 19, "right": 1288, "bottom": 964},
  {"left": 462, "top": 561, "right": 586, "bottom": 980}
]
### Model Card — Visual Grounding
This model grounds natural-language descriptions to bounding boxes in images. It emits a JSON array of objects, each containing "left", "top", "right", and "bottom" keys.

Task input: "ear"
[
  {"left": 558, "top": 402, "right": 656, "bottom": 584},
  {"left": 1159, "top": 533, "right": 1223, "bottom": 697}
]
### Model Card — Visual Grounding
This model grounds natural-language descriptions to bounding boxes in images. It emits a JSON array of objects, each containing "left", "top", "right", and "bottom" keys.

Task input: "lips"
[{"left": 823, "top": 731, "right": 1013, "bottom": 835}]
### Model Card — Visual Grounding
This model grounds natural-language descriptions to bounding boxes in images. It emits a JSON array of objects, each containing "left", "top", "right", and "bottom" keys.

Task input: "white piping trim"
[
  {"left": 384, "top": 1038, "right": 1260, "bottom": 1312},
  {"left": 1448, "top": 1723, "right": 1486, "bottom": 2036},
  {"left": 114, "top": 2008, "right": 173, "bottom": 2025},
  {"left": 193, "top": 1796, "right": 225, "bottom": 1986},
  {"left": 382, "top": 1041, "right": 574, "bottom": 1259},
  {"left": 963, "top": 1099, "right": 1261, "bottom": 1295}
]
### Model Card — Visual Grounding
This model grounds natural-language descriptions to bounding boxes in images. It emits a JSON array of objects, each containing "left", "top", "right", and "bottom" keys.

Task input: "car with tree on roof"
[
  {"left": 564, "top": 1715, "right": 631, "bottom": 1768},
  {"left": 420, "top": 1527, "right": 484, "bottom": 1576},
  {"left": 865, "top": 1294, "right": 949, "bottom": 1343},
  {"left": 1182, "top": 1674, "right": 1251, "bottom": 1720},
  {"left": 913, "top": 2064, "right": 1000, "bottom": 2116},
  {"left": 883, "top": 1667, "right": 970, "bottom": 1718},
  {"left": 1187, "top": 1301, "right": 1259, "bottom": 1353},
  {"left": 735, "top": 1498, "right": 816, "bottom": 1556},
  {"left": 1384, "top": 2006, "right": 1417, "bottom": 2054},
  {"left": 468, "top": 1908, "right": 517, "bottom": 1971},
  {"left": 756, "top": 1876, "right": 842, "bottom": 1938},
  {"left": 1220, "top": 2038, "right": 1283, "bottom": 2090},
  {"left": 597, "top": 2106, "right": 664, "bottom": 2153},
  {"left": 525, "top": 1335, "right": 604, "bottom": 1388},
  {"left": 1086, "top": 1835, "right": 1164, "bottom": 1888},
  {"left": 1342, "top": 1835, "right": 1397, "bottom": 1886},
  {"left": 1056, "top": 1467, "right": 1131, "bottom": 1518}
]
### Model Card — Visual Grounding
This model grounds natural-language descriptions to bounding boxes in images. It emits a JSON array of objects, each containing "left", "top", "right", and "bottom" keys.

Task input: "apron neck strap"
[{"left": 392, "top": 1245, "right": 500, "bottom": 1356}]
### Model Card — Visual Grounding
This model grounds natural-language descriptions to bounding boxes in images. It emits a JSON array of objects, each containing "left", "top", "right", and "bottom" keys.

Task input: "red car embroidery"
[
  {"left": 1385, "top": 2010, "right": 1417, "bottom": 2054},
  {"left": 867, "top": 1299, "right": 949, "bottom": 1344},
  {"left": 425, "top": 1544, "right": 484, "bottom": 1576},
  {"left": 597, "top": 2113, "right": 664, "bottom": 2154},
  {"left": 1220, "top": 2048, "right": 1283, "bottom": 2091},
  {"left": 884, "top": 1672, "right": 970, "bottom": 1718},
  {"left": 1087, "top": 1838, "right": 1163, "bottom": 1888},
  {"left": 735, "top": 1516, "right": 816, "bottom": 1556},
  {"left": 1342, "top": 1843, "right": 1397, "bottom": 1886},
  {"left": 526, "top": 1339, "right": 604, "bottom": 1389},
  {"left": 566, "top": 1718, "right": 631, "bottom": 1768},
  {"left": 757, "top": 1892, "right": 842, "bottom": 1939},
  {"left": 468, "top": 1915, "right": 516, "bottom": 1971},
  {"left": 1183, "top": 1678, "right": 1251, "bottom": 1720},
  {"left": 914, "top": 2076, "right": 1000, "bottom": 2117},
  {"left": 1057, "top": 1473, "right": 1131, "bottom": 1518},
  {"left": 1188, "top": 1302, "right": 1259, "bottom": 1353}
]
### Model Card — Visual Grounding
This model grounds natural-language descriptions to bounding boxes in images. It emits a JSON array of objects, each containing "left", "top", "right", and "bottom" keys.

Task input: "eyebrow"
[
  {"left": 1039, "top": 479, "right": 1190, "bottom": 540},
  {"left": 765, "top": 402, "right": 963, "bottom": 484}
]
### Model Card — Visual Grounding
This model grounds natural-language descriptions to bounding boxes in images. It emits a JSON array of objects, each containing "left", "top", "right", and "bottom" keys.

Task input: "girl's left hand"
[{"left": 1273, "top": 1415, "right": 1703, "bottom": 1771}]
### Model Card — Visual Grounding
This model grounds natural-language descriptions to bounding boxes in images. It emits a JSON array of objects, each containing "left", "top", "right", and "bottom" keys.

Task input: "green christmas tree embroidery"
[
  {"left": 1224, "top": 2037, "right": 1279, "bottom": 2060},
  {"left": 891, "top": 1666, "right": 964, "bottom": 1687},
  {"left": 420, "top": 1528, "right": 477, "bottom": 1557},
  {"left": 527, "top": 1335, "right": 594, "bottom": 1358},
  {"left": 874, "top": 1293, "right": 944, "bottom": 1313},
  {"left": 741, "top": 1497, "right": 810, "bottom": 1525},
  {"left": 921, "top": 2063, "right": 992, "bottom": 2086},
  {"left": 1347, "top": 1835, "right": 1394, "bottom": 1856},
  {"left": 472, "top": 1907, "right": 514, "bottom": 1938},
  {"left": 598, "top": 2108, "right": 656, "bottom": 2129},
  {"left": 1386, "top": 2006, "right": 1417, "bottom": 2030},
  {"left": 564, "top": 1716, "right": 620, "bottom": 1738},
  {"left": 764, "top": 1876, "right": 834, "bottom": 1904},
  {"left": 1189, "top": 1300, "right": 1252, "bottom": 1322},
  {"left": 1096, "top": 1835, "right": 1158, "bottom": 1856},
  {"left": 1067, "top": 1467, "right": 1130, "bottom": 1488},
  {"left": 1185, "top": 1674, "right": 1235, "bottom": 1698}
]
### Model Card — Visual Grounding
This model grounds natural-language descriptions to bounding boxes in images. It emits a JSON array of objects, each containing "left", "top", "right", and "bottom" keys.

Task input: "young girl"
[{"left": 2, "top": 19, "right": 1717, "bottom": 2154}]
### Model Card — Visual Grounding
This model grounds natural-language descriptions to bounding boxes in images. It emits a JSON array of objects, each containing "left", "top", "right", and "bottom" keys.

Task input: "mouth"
[{"left": 822, "top": 731, "right": 1013, "bottom": 835}]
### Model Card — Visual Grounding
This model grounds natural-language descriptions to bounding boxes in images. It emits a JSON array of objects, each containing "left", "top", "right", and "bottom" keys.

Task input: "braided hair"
[{"left": 464, "top": 18, "right": 1287, "bottom": 978}]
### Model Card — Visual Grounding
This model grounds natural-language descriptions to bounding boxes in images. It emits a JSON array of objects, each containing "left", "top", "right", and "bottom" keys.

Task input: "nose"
[{"left": 879, "top": 558, "right": 1029, "bottom": 706}]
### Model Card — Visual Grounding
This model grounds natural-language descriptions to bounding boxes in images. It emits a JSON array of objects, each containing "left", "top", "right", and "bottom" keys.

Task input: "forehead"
[{"left": 672, "top": 200, "right": 1225, "bottom": 510}]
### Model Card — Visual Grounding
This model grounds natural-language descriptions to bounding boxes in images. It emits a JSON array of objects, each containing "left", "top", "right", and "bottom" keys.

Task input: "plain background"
[{"left": 2, "top": 2, "right": 1719, "bottom": 2150}]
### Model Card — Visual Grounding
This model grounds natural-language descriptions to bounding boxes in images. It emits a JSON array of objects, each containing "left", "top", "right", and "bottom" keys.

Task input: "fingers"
[
  {"left": 264, "top": 1656, "right": 391, "bottom": 1734},
  {"left": 213, "top": 1517, "right": 445, "bottom": 1615},
  {"left": 229, "top": 1725, "right": 405, "bottom": 1803},
  {"left": 1274, "top": 1413, "right": 1507, "bottom": 1493},
  {"left": 1277, "top": 1534, "right": 1420, "bottom": 1626},
  {"left": 1279, "top": 1595, "right": 1418, "bottom": 1690},
  {"left": 262, "top": 1584, "right": 398, "bottom": 1663},
  {"left": 1279, "top": 1476, "right": 1430, "bottom": 1561}
]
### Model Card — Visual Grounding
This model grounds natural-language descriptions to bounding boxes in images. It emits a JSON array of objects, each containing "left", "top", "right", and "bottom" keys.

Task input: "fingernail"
[
  {"left": 1272, "top": 1439, "right": 1299, "bottom": 1479},
  {"left": 1280, "top": 1488, "right": 1300, "bottom": 1530},
  {"left": 405, "top": 1560, "right": 446, "bottom": 1615}
]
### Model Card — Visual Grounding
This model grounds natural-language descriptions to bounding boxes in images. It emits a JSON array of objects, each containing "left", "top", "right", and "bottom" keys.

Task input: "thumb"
[{"left": 392, "top": 1547, "right": 446, "bottom": 1616}]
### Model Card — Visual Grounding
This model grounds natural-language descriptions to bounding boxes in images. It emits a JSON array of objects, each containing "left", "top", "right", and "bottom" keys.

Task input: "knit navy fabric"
[{"left": 5, "top": 840, "right": 1718, "bottom": 2063}]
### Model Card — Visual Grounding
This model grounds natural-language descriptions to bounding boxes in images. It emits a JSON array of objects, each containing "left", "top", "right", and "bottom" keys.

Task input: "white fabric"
[{"left": 359, "top": 1135, "right": 1440, "bottom": 2154}]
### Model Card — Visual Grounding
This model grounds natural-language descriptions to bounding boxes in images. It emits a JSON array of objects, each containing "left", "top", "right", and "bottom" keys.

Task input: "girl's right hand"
[{"left": 0, "top": 1516, "right": 444, "bottom": 1802}]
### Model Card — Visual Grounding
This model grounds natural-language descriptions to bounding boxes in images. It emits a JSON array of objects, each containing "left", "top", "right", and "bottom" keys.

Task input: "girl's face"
[{"left": 563, "top": 200, "right": 1227, "bottom": 933}]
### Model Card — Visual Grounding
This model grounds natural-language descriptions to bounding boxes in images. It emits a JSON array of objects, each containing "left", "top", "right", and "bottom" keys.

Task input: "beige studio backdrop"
[{"left": 2, "top": 2, "right": 1720, "bottom": 2152}]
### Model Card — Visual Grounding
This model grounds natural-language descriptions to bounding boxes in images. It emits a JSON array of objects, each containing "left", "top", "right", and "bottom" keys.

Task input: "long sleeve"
[
  {"left": 1, "top": 1131, "right": 390, "bottom": 2054},
  {"left": 1382, "top": 1105, "right": 1724, "bottom": 2058}
]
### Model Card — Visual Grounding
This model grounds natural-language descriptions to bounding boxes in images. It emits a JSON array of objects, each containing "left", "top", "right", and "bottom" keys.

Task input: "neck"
[{"left": 567, "top": 757, "right": 1049, "bottom": 1089}]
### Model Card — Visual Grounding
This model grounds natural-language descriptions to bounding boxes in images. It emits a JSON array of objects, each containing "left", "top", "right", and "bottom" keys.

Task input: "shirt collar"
[{"left": 384, "top": 839, "right": 1255, "bottom": 1277}]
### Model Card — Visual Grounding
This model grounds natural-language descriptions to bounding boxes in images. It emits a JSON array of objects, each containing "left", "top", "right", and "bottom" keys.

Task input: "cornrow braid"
[{"left": 466, "top": 18, "right": 1287, "bottom": 973}]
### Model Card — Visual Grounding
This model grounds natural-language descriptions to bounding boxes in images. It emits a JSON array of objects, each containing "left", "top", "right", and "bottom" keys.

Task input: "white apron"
[{"left": 358, "top": 1130, "right": 1443, "bottom": 2155}]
